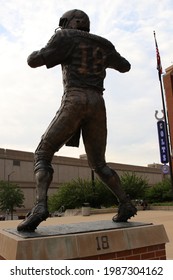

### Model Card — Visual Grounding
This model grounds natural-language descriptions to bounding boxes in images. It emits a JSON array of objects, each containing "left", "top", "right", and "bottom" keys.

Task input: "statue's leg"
[
  {"left": 17, "top": 157, "right": 54, "bottom": 231},
  {"left": 82, "top": 94, "right": 137, "bottom": 222},
  {"left": 17, "top": 91, "right": 84, "bottom": 231},
  {"left": 94, "top": 165, "right": 137, "bottom": 222}
]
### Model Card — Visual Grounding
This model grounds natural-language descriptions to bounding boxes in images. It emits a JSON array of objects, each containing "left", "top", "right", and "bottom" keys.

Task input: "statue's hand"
[{"left": 27, "top": 51, "right": 44, "bottom": 68}]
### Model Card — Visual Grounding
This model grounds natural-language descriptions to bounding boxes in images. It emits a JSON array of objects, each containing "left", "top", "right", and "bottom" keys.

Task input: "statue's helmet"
[{"left": 59, "top": 9, "right": 90, "bottom": 32}]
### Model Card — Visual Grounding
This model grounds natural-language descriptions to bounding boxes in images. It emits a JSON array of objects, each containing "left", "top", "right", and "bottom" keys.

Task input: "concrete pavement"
[{"left": 0, "top": 210, "right": 172, "bottom": 259}]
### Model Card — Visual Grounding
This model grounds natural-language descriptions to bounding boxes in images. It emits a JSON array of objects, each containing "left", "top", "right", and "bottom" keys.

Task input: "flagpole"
[{"left": 153, "top": 31, "right": 173, "bottom": 195}]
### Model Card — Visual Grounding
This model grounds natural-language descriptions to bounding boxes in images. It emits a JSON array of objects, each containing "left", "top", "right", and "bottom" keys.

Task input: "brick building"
[{"left": 163, "top": 65, "right": 173, "bottom": 174}]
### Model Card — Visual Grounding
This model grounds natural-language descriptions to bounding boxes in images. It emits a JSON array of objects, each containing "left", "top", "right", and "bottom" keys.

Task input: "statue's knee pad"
[
  {"left": 95, "top": 165, "right": 121, "bottom": 186},
  {"left": 94, "top": 165, "right": 114, "bottom": 180},
  {"left": 34, "top": 160, "right": 54, "bottom": 174}
]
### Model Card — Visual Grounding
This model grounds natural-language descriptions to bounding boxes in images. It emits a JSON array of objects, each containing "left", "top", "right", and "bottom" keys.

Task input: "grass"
[{"left": 151, "top": 202, "right": 173, "bottom": 206}]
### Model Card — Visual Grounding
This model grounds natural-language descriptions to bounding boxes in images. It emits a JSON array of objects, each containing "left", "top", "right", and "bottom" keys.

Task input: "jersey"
[{"left": 38, "top": 29, "right": 130, "bottom": 92}]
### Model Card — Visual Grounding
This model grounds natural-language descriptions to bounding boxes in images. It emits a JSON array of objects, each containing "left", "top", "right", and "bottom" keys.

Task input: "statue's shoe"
[
  {"left": 17, "top": 204, "right": 49, "bottom": 232},
  {"left": 112, "top": 201, "right": 137, "bottom": 222}
]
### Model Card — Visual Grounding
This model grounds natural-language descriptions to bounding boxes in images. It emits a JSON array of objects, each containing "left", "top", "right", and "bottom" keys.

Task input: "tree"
[{"left": 0, "top": 181, "right": 24, "bottom": 220}]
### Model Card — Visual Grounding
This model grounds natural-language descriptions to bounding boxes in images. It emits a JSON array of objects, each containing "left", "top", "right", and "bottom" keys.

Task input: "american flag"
[{"left": 153, "top": 31, "right": 163, "bottom": 79}]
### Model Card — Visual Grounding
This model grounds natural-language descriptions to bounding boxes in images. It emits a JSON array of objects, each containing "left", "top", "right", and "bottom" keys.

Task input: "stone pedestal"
[{"left": 0, "top": 220, "right": 169, "bottom": 260}]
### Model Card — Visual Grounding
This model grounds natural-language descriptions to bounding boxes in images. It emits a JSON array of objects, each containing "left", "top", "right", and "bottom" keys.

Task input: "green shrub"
[
  {"left": 146, "top": 178, "right": 173, "bottom": 203},
  {"left": 48, "top": 178, "right": 117, "bottom": 212},
  {"left": 120, "top": 172, "right": 149, "bottom": 200},
  {"left": 48, "top": 172, "right": 151, "bottom": 212}
]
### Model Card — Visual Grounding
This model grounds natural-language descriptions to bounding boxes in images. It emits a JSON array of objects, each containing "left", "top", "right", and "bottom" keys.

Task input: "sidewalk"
[{"left": 0, "top": 210, "right": 172, "bottom": 260}]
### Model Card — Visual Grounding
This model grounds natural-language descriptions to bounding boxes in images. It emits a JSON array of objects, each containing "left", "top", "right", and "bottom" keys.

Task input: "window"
[{"left": 13, "top": 160, "right": 20, "bottom": 166}]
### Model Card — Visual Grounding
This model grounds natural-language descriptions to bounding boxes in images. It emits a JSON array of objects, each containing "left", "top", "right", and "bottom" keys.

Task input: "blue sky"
[{"left": 0, "top": 0, "right": 173, "bottom": 167}]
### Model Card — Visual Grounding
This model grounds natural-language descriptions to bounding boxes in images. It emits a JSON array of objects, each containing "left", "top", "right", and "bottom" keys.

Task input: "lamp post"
[
  {"left": 7, "top": 171, "right": 15, "bottom": 187},
  {"left": 6, "top": 171, "right": 15, "bottom": 220}
]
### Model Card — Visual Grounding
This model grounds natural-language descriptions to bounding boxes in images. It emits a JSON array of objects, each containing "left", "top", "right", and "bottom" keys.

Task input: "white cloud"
[{"left": 0, "top": 0, "right": 173, "bottom": 167}]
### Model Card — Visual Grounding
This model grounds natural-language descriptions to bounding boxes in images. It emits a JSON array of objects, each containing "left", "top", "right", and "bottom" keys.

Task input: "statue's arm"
[
  {"left": 27, "top": 32, "right": 60, "bottom": 68},
  {"left": 107, "top": 49, "right": 131, "bottom": 73},
  {"left": 27, "top": 32, "right": 74, "bottom": 69},
  {"left": 27, "top": 51, "right": 45, "bottom": 68},
  {"left": 27, "top": 47, "right": 59, "bottom": 69}
]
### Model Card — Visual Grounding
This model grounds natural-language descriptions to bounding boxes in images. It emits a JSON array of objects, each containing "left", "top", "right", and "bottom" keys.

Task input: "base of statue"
[{"left": 0, "top": 220, "right": 169, "bottom": 260}]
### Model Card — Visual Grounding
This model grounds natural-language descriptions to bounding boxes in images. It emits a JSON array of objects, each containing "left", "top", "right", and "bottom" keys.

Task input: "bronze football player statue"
[{"left": 17, "top": 9, "right": 137, "bottom": 231}]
